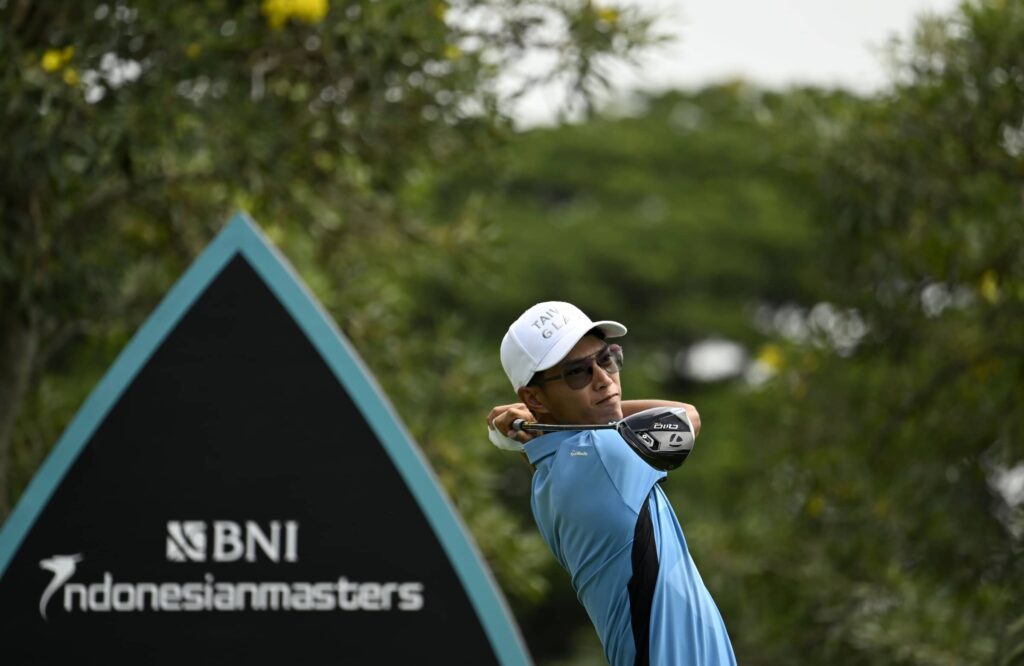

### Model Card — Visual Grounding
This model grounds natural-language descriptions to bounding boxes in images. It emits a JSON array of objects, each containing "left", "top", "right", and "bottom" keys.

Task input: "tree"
[{"left": 721, "top": 1, "right": 1024, "bottom": 662}]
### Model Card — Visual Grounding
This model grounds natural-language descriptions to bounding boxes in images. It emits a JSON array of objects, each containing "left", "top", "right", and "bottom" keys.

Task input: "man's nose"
[{"left": 591, "top": 361, "right": 613, "bottom": 388}]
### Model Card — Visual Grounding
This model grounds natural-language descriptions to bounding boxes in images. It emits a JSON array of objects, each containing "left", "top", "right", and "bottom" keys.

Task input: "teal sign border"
[{"left": 0, "top": 213, "right": 531, "bottom": 665}]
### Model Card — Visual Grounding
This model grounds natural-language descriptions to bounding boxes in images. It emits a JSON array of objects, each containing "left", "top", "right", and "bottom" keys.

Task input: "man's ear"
[{"left": 517, "top": 386, "right": 547, "bottom": 416}]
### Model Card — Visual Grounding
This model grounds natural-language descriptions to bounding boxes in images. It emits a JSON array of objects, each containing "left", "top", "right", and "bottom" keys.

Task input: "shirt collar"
[{"left": 524, "top": 431, "right": 579, "bottom": 465}]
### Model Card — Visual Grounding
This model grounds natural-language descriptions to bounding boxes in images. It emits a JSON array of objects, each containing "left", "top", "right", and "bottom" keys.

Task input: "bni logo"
[
  {"left": 166, "top": 520, "right": 299, "bottom": 563},
  {"left": 166, "top": 521, "right": 207, "bottom": 562}
]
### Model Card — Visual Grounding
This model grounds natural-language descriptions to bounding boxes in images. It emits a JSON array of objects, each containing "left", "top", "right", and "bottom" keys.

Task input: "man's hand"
[
  {"left": 682, "top": 404, "right": 701, "bottom": 438},
  {"left": 622, "top": 400, "right": 701, "bottom": 438},
  {"left": 486, "top": 402, "right": 538, "bottom": 444}
]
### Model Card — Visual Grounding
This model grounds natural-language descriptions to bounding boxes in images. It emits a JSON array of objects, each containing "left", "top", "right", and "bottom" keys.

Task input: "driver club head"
[{"left": 616, "top": 407, "right": 695, "bottom": 471}]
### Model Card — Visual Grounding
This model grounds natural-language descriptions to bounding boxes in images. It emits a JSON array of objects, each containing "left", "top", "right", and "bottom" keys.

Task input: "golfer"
[{"left": 487, "top": 301, "right": 736, "bottom": 665}]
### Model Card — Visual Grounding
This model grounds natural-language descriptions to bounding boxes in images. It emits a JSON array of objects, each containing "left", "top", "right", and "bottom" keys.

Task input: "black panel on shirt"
[{"left": 627, "top": 495, "right": 659, "bottom": 666}]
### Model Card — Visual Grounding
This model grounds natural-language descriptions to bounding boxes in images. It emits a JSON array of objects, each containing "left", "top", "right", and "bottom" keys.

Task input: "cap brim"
[
  {"left": 534, "top": 319, "right": 627, "bottom": 373},
  {"left": 591, "top": 320, "right": 627, "bottom": 339}
]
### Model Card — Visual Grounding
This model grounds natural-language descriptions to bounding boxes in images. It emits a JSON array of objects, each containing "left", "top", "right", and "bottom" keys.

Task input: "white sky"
[{"left": 510, "top": 0, "right": 961, "bottom": 126}]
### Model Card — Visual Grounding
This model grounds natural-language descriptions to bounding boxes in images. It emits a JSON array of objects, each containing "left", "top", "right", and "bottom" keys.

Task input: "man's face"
[{"left": 522, "top": 334, "right": 623, "bottom": 425}]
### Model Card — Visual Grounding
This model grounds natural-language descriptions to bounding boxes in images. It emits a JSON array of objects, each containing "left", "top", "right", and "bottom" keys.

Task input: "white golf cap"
[{"left": 500, "top": 301, "right": 627, "bottom": 391}]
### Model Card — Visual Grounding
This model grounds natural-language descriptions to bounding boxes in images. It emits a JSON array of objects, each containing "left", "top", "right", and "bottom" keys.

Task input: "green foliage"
[
  {"left": 445, "top": 84, "right": 850, "bottom": 346},
  {"left": 717, "top": 1, "right": 1024, "bottom": 663}
]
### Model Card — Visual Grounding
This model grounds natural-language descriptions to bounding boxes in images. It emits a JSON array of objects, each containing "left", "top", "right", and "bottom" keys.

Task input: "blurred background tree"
[
  {"left": 725, "top": 2, "right": 1024, "bottom": 662},
  {"left": 2, "top": 0, "right": 1022, "bottom": 663}
]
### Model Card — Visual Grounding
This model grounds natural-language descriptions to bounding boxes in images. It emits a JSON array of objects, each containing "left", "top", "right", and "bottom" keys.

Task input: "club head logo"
[
  {"left": 166, "top": 521, "right": 207, "bottom": 562},
  {"left": 667, "top": 432, "right": 690, "bottom": 447},
  {"left": 39, "top": 553, "right": 83, "bottom": 621}
]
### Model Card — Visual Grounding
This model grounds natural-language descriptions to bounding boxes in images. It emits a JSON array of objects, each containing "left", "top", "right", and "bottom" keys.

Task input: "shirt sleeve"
[{"left": 591, "top": 429, "right": 667, "bottom": 514}]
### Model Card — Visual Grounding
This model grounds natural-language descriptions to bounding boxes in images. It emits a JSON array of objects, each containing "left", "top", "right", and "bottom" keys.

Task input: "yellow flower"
[
  {"left": 186, "top": 43, "right": 202, "bottom": 59},
  {"left": 756, "top": 343, "right": 784, "bottom": 371},
  {"left": 41, "top": 49, "right": 64, "bottom": 72},
  {"left": 979, "top": 269, "right": 1000, "bottom": 304},
  {"left": 293, "top": 0, "right": 328, "bottom": 23},
  {"left": 444, "top": 44, "right": 462, "bottom": 60},
  {"left": 262, "top": 0, "right": 289, "bottom": 28},
  {"left": 262, "top": 0, "right": 328, "bottom": 28},
  {"left": 41, "top": 46, "right": 75, "bottom": 72},
  {"left": 62, "top": 68, "right": 80, "bottom": 86},
  {"left": 596, "top": 6, "right": 620, "bottom": 25}
]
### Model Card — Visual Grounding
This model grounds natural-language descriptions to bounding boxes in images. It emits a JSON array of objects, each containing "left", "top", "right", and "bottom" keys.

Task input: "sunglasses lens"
[
  {"left": 561, "top": 345, "right": 623, "bottom": 390},
  {"left": 600, "top": 345, "right": 623, "bottom": 373},
  {"left": 562, "top": 362, "right": 593, "bottom": 390}
]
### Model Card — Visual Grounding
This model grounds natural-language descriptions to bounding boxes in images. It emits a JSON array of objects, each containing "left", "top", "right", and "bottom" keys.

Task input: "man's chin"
[{"left": 591, "top": 401, "right": 623, "bottom": 425}]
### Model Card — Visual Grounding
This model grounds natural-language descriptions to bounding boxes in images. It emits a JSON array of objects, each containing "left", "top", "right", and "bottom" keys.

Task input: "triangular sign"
[{"left": 0, "top": 213, "right": 531, "bottom": 664}]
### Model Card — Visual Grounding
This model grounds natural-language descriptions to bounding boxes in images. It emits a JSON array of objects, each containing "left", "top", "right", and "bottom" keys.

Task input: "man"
[{"left": 487, "top": 301, "right": 736, "bottom": 666}]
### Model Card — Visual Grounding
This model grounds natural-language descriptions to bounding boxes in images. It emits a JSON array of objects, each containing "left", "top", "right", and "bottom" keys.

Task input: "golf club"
[{"left": 511, "top": 406, "right": 695, "bottom": 471}]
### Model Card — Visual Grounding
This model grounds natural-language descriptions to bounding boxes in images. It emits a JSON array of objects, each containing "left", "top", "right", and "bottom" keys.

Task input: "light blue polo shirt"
[{"left": 526, "top": 429, "right": 736, "bottom": 666}]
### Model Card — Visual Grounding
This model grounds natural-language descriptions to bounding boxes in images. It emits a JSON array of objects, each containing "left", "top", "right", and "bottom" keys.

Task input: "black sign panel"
[{"left": 0, "top": 214, "right": 530, "bottom": 664}]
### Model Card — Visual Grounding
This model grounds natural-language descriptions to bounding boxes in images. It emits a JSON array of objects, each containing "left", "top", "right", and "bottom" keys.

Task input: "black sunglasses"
[{"left": 532, "top": 343, "right": 624, "bottom": 390}]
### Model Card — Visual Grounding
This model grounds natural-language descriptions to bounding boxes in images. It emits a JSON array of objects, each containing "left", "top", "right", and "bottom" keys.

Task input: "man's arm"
[{"left": 486, "top": 400, "right": 701, "bottom": 443}]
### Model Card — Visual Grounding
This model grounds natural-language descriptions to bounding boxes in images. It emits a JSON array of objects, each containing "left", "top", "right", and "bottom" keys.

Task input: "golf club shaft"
[{"left": 512, "top": 419, "right": 616, "bottom": 433}]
